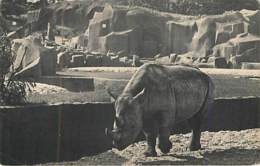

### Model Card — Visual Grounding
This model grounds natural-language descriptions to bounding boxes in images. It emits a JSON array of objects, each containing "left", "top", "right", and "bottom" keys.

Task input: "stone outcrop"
[
  {"left": 56, "top": 50, "right": 142, "bottom": 68},
  {"left": 87, "top": 4, "right": 196, "bottom": 58},
  {"left": 57, "top": 50, "right": 71, "bottom": 69},
  {"left": 166, "top": 21, "right": 197, "bottom": 55},
  {"left": 46, "top": 0, "right": 105, "bottom": 34},
  {"left": 190, "top": 11, "right": 245, "bottom": 58},
  {"left": 211, "top": 33, "right": 260, "bottom": 68},
  {"left": 12, "top": 35, "right": 57, "bottom": 78},
  {"left": 86, "top": 4, "right": 260, "bottom": 68},
  {"left": 69, "top": 34, "right": 88, "bottom": 49}
]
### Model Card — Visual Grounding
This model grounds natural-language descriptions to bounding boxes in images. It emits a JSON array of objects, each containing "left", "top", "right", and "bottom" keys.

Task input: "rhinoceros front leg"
[
  {"left": 158, "top": 126, "right": 172, "bottom": 154},
  {"left": 143, "top": 118, "right": 158, "bottom": 157},
  {"left": 157, "top": 111, "right": 173, "bottom": 154}
]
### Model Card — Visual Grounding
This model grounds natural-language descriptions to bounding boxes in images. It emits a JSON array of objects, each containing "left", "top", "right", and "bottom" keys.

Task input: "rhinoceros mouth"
[
  {"left": 112, "top": 141, "right": 128, "bottom": 151},
  {"left": 105, "top": 128, "right": 131, "bottom": 150}
]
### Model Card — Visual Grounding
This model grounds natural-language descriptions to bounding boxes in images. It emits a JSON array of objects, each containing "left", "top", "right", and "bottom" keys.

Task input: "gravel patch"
[
  {"left": 43, "top": 129, "right": 260, "bottom": 165},
  {"left": 27, "top": 83, "right": 68, "bottom": 95}
]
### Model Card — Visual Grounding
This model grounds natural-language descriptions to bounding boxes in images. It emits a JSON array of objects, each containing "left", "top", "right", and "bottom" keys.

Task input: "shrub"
[
  {"left": 126, "top": 0, "right": 259, "bottom": 15},
  {"left": 0, "top": 33, "right": 34, "bottom": 105}
]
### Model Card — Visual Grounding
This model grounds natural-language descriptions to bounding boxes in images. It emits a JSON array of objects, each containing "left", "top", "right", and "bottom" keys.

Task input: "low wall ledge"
[
  {"left": 0, "top": 96, "right": 259, "bottom": 109},
  {"left": 0, "top": 101, "right": 112, "bottom": 109},
  {"left": 214, "top": 96, "right": 260, "bottom": 100}
]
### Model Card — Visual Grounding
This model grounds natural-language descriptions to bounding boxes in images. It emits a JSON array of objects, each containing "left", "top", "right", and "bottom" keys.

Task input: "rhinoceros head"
[{"left": 106, "top": 90, "right": 145, "bottom": 150}]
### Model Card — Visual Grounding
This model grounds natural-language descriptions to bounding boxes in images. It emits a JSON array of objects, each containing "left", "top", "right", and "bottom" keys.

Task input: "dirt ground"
[{"left": 43, "top": 129, "right": 260, "bottom": 165}]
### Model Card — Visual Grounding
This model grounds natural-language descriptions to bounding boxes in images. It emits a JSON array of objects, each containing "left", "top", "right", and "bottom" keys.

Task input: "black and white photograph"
[{"left": 0, "top": 0, "right": 259, "bottom": 165}]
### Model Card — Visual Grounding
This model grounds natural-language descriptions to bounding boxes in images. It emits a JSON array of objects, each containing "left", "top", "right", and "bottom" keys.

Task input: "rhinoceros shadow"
[
  {"left": 79, "top": 150, "right": 128, "bottom": 165},
  {"left": 140, "top": 148, "right": 260, "bottom": 165}
]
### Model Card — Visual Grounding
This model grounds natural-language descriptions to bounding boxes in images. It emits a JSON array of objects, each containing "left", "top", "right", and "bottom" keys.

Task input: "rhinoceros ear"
[
  {"left": 133, "top": 89, "right": 145, "bottom": 103},
  {"left": 107, "top": 88, "right": 118, "bottom": 101}
]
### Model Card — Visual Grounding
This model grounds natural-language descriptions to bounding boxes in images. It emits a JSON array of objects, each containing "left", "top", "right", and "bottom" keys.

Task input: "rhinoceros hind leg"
[{"left": 188, "top": 112, "right": 203, "bottom": 151}]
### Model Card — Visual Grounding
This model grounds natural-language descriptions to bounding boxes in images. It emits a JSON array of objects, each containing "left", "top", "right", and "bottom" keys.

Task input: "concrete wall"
[
  {"left": 203, "top": 97, "right": 259, "bottom": 131},
  {"left": 37, "top": 76, "right": 94, "bottom": 92},
  {"left": 0, "top": 103, "right": 114, "bottom": 164},
  {"left": 0, "top": 97, "right": 259, "bottom": 164},
  {"left": 168, "top": 97, "right": 260, "bottom": 134}
]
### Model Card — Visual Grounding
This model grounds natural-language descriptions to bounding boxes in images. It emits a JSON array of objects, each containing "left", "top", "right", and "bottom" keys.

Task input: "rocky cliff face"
[
  {"left": 7, "top": 1, "right": 260, "bottom": 72},
  {"left": 12, "top": 34, "right": 57, "bottom": 78},
  {"left": 87, "top": 5, "right": 196, "bottom": 57},
  {"left": 87, "top": 4, "right": 260, "bottom": 68}
]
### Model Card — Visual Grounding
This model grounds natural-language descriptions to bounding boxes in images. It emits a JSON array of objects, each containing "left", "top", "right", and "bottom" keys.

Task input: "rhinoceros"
[{"left": 106, "top": 63, "right": 214, "bottom": 157}]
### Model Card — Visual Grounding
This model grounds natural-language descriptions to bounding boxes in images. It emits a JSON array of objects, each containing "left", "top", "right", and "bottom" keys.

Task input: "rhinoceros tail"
[
  {"left": 201, "top": 75, "right": 215, "bottom": 118},
  {"left": 202, "top": 75, "right": 215, "bottom": 130},
  {"left": 207, "top": 76, "right": 215, "bottom": 107}
]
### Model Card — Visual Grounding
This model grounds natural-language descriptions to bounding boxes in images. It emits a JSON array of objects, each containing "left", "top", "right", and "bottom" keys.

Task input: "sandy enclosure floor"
[{"left": 43, "top": 129, "right": 260, "bottom": 165}]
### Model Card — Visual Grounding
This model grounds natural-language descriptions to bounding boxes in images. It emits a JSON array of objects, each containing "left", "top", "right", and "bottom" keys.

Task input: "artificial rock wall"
[{"left": 87, "top": 5, "right": 260, "bottom": 68}]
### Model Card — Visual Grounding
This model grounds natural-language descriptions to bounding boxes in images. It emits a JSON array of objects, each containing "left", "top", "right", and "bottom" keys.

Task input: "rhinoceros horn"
[
  {"left": 107, "top": 88, "right": 118, "bottom": 101},
  {"left": 133, "top": 89, "right": 145, "bottom": 102},
  {"left": 105, "top": 128, "right": 121, "bottom": 141},
  {"left": 105, "top": 128, "right": 111, "bottom": 137}
]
